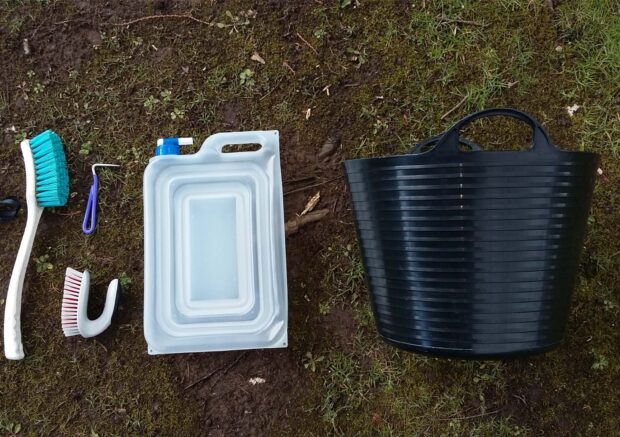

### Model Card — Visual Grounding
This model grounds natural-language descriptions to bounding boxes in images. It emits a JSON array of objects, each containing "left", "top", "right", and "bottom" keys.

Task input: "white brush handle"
[
  {"left": 79, "top": 279, "right": 119, "bottom": 338},
  {"left": 4, "top": 141, "right": 43, "bottom": 360}
]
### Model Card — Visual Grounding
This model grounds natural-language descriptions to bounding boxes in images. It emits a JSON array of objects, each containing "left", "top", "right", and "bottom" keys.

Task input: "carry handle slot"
[
  {"left": 221, "top": 143, "right": 262, "bottom": 153},
  {"left": 199, "top": 131, "right": 278, "bottom": 157},
  {"left": 433, "top": 108, "right": 556, "bottom": 156}
]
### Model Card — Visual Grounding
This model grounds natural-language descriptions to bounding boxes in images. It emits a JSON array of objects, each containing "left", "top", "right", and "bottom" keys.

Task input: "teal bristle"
[{"left": 29, "top": 130, "right": 69, "bottom": 207}]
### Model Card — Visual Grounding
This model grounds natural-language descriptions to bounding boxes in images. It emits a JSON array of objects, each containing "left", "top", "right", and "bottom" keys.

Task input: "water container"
[{"left": 143, "top": 131, "right": 287, "bottom": 354}]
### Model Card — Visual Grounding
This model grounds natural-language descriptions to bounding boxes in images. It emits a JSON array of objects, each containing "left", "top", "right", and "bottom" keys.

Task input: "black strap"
[{"left": 0, "top": 197, "right": 21, "bottom": 222}]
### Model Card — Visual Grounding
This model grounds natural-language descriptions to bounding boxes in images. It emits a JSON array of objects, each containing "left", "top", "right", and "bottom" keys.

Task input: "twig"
[
  {"left": 29, "top": 16, "right": 49, "bottom": 38},
  {"left": 296, "top": 32, "right": 319, "bottom": 55},
  {"left": 259, "top": 77, "right": 284, "bottom": 101},
  {"left": 438, "top": 409, "right": 501, "bottom": 421},
  {"left": 209, "top": 351, "right": 249, "bottom": 390},
  {"left": 55, "top": 211, "right": 82, "bottom": 217},
  {"left": 110, "top": 13, "right": 212, "bottom": 27},
  {"left": 332, "top": 191, "right": 343, "bottom": 214},
  {"left": 441, "top": 95, "right": 468, "bottom": 120},
  {"left": 184, "top": 366, "right": 225, "bottom": 390},
  {"left": 284, "top": 176, "right": 316, "bottom": 184},
  {"left": 282, "top": 60, "right": 296, "bottom": 74},
  {"left": 513, "top": 394, "right": 527, "bottom": 406},
  {"left": 438, "top": 16, "right": 489, "bottom": 27},
  {"left": 284, "top": 175, "right": 343, "bottom": 196},
  {"left": 185, "top": 351, "right": 249, "bottom": 390},
  {"left": 285, "top": 209, "right": 330, "bottom": 236}
]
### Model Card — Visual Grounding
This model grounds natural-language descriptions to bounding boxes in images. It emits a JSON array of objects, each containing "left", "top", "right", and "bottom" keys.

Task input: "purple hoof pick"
[{"left": 82, "top": 163, "right": 120, "bottom": 235}]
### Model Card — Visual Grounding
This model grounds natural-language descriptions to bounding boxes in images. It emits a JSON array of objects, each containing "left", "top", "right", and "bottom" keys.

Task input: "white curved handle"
[
  {"left": 4, "top": 141, "right": 43, "bottom": 360},
  {"left": 79, "top": 278, "right": 118, "bottom": 338}
]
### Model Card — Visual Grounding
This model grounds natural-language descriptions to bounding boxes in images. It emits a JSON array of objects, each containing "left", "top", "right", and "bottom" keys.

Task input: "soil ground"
[{"left": 0, "top": 0, "right": 618, "bottom": 435}]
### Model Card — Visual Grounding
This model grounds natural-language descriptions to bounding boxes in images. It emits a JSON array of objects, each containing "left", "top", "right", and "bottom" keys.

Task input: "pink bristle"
[{"left": 61, "top": 268, "right": 83, "bottom": 337}]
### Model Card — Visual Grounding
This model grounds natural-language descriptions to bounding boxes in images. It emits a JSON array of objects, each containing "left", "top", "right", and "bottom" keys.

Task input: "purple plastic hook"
[
  {"left": 82, "top": 164, "right": 119, "bottom": 235},
  {"left": 82, "top": 174, "right": 99, "bottom": 234}
]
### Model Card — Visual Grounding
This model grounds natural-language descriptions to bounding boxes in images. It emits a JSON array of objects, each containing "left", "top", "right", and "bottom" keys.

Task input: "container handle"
[
  {"left": 433, "top": 108, "right": 556, "bottom": 156},
  {"left": 410, "top": 135, "right": 481, "bottom": 154},
  {"left": 199, "top": 131, "right": 279, "bottom": 156}
]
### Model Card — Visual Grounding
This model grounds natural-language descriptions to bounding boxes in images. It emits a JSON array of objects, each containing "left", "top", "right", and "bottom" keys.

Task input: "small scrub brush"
[
  {"left": 61, "top": 268, "right": 120, "bottom": 338},
  {"left": 4, "top": 130, "right": 69, "bottom": 360}
]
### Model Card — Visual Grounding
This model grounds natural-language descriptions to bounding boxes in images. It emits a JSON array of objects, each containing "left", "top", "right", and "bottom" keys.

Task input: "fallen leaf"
[
  {"left": 251, "top": 51, "right": 266, "bottom": 64},
  {"left": 301, "top": 191, "right": 320, "bottom": 216},
  {"left": 566, "top": 104, "right": 581, "bottom": 117}
]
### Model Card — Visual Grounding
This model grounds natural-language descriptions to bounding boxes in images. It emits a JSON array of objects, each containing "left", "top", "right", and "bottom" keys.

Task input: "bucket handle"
[
  {"left": 432, "top": 108, "right": 556, "bottom": 156},
  {"left": 410, "top": 135, "right": 481, "bottom": 154}
]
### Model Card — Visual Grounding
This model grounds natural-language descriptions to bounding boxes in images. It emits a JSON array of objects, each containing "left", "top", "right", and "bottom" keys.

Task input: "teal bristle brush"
[{"left": 4, "top": 130, "right": 69, "bottom": 360}]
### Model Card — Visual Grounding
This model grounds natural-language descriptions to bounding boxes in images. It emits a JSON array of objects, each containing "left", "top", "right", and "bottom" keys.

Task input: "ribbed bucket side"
[{"left": 344, "top": 154, "right": 598, "bottom": 358}]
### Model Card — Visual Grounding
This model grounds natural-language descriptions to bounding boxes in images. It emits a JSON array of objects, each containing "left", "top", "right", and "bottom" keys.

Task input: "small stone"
[
  {"left": 249, "top": 377, "right": 266, "bottom": 385},
  {"left": 555, "top": 45, "right": 563, "bottom": 52}
]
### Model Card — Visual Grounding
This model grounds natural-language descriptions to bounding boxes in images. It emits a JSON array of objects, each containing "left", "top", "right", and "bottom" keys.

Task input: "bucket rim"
[{"left": 343, "top": 147, "right": 600, "bottom": 167}]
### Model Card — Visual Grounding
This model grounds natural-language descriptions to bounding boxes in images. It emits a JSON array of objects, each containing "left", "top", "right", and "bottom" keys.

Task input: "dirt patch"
[
  {"left": 23, "top": 20, "right": 101, "bottom": 75},
  {"left": 219, "top": 100, "right": 246, "bottom": 129},
  {"left": 177, "top": 349, "right": 305, "bottom": 435},
  {"left": 322, "top": 306, "right": 358, "bottom": 353}
]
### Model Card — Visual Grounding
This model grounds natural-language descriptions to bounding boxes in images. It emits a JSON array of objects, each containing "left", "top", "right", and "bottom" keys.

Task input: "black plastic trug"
[{"left": 343, "top": 108, "right": 599, "bottom": 359}]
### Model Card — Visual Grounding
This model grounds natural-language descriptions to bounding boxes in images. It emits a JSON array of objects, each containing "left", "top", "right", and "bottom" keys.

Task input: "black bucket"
[{"left": 343, "top": 108, "right": 599, "bottom": 358}]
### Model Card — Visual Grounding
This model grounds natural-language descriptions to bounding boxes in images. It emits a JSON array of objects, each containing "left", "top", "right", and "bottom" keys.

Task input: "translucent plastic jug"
[{"left": 143, "top": 131, "right": 288, "bottom": 354}]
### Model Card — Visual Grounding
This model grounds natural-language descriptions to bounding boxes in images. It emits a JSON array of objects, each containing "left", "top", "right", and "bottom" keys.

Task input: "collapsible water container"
[
  {"left": 343, "top": 109, "right": 599, "bottom": 358},
  {"left": 144, "top": 131, "right": 287, "bottom": 354}
]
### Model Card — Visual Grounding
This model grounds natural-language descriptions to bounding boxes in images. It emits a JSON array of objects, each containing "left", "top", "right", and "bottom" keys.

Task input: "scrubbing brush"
[
  {"left": 61, "top": 268, "right": 119, "bottom": 338},
  {"left": 4, "top": 130, "right": 69, "bottom": 360}
]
